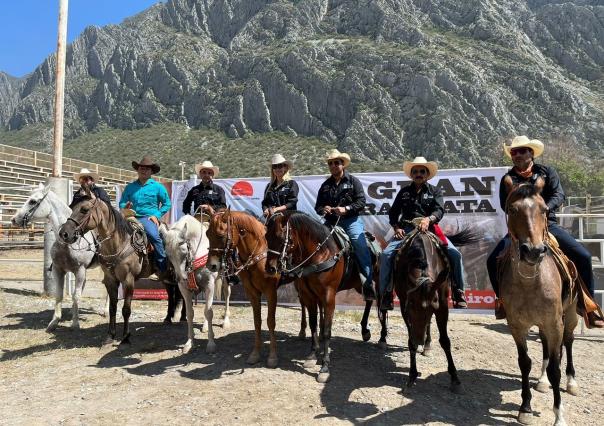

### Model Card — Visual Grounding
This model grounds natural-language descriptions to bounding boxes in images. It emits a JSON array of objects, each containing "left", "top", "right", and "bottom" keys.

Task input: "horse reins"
[{"left": 21, "top": 191, "right": 50, "bottom": 227}]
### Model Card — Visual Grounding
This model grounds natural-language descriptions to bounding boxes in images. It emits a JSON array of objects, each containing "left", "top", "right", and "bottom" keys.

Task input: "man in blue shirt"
[{"left": 119, "top": 155, "right": 171, "bottom": 271}]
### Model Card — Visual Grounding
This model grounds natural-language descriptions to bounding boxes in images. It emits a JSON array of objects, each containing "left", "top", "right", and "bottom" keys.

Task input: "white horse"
[
  {"left": 11, "top": 183, "right": 106, "bottom": 331},
  {"left": 160, "top": 215, "right": 231, "bottom": 354}
]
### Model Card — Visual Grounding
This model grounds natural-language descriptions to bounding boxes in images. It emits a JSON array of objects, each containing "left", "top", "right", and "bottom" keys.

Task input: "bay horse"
[
  {"left": 264, "top": 211, "right": 379, "bottom": 383},
  {"left": 59, "top": 189, "right": 154, "bottom": 345},
  {"left": 499, "top": 179, "right": 577, "bottom": 426},
  {"left": 206, "top": 208, "right": 280, "bottom": 367},
  {"left": 11, "top": 183, "right": 106, "bottom": 331},
  {"left": 379, "top": 227, "right": 462, "bottom": 392},
  {"left": 160, "top": 214, "right": 232, "bottom": 354}
]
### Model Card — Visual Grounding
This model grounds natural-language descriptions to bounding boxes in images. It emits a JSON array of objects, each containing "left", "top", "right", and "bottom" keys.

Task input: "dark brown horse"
[
  {"left": 206, "top": 208, "right": 280, "bottom": 367},
  {"left": 264, "top": 211, "right": 379, "bottom": 383},
  {"left": 59, "top": 192, "right": 153, "bottom": 345},
  {"left": 381, "top": 229, "right": 462, "bottom": 392},
  {"left": 500, "top": 180, "right": 577, "bottom": 425}
]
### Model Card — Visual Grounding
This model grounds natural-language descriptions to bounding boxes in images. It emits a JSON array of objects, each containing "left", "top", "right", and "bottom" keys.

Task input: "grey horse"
[{"left": 11, "top": 183, "right": 104, "bottom": 331}]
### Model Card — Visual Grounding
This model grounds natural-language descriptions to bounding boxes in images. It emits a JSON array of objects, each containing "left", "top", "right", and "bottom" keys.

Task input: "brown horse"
[
  {"left": 500, "top": 181, "right": 577, "bottom": 426},
  {"left": 59, "top": 192, "right": 153, "bottom": 345},
  {"left": 264, "top": 211, "right": 378, "bottom": 383},
  {"left": 206, "top": 208, "right": 280, "bottom": 367},
  {"left": 381, "top": 229, "right": 462, "bottom": 392}
]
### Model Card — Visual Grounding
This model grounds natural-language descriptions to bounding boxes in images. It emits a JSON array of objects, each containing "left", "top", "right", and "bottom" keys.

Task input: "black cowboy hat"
[{"left": 132, "top": 155, "right": 160, "bottom": 174}]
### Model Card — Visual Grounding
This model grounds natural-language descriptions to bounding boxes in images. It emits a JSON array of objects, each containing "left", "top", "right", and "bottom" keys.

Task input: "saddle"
[{"left": 124, "top": 216, "right": 154, "bottom": 274}]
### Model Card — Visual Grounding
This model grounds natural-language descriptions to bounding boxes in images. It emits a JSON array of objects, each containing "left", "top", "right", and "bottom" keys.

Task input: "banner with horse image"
[{"left": 169, "top": 167, "right": 509, "bottom": 309}]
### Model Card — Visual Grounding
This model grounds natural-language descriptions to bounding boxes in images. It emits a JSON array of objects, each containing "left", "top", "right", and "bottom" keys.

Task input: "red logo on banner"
[{"left": 232, "top": 181, "right": 254, "bottom": 197}]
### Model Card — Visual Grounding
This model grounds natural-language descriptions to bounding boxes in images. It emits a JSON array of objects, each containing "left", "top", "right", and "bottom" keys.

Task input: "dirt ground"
[{"left": 1, "top": 250, "right": 603, "bottom": 425}]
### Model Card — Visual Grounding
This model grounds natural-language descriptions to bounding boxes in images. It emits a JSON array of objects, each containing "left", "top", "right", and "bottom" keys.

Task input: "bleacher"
[{"left": 0, "top": 144, "right": 171, "bottom": 248}]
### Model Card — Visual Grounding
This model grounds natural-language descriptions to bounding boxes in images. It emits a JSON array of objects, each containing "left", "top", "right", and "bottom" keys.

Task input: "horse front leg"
[
  {"left": 303, "top": 298, "right": 320, "bottom": 368},
  {"left": 266, "top": 285, "right": 279, "bottom": 368},
  {"left": 543, "top": 323, "right": 565, "bottom": 426},
  {"left": 510, "top": 326, "right": 533, "bottom": 425},
  {"left": 563, "top": 312, "right": 579, "bottom": 396},
  {"left": 46, "top": 268, "right": 65, "bottom": 332},
  {"left": 317, "top": 286, "right": 336, "bottom": 383},
  {"left": 70, "top": 268, "right": 86, "bottom": 330},
  {"left": 536, "top": 331, "right": 551, "bottom": 393},
  {"left": 163, "top": 284, "right": 176, "bottom": 324},
  {"left": 435, "top": 308, "right": 461, "bottom": 392},
  {"left": 422, "top": 322, "right": 432, "bottom": 357},
  {"left": 177, "top": 280, "right": 196, "bottom": 354},
  {"left": 299, "top": 298, "right": 307, "bottom": 340},
  {"left": 120, "top": 277, "right": 135, "bottom": 345},
  {"left": 246, "top": 287, "right": 262, "bottom": 365},
  {"left": 222, "top": 278, "right": 231, "bottom": 329},
  {"left": 103, "top": 277, "right": 119, "bottom": 345},
  {"left": 360, "top": 300, "right": 372, "bottom": 342},
  {"left": 403, "top": 312, "right": 419, "bottom": 388},
  {"left": 203, "top": 273, "right": 216, "bottom": 354},
  {"left": 378, "top": 309, "right": 388, "bottom": 349}
]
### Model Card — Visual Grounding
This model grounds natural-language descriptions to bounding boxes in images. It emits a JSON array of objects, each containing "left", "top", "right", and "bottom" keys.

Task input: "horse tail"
[{"left": 446, "top": 226, "right": 482, "bottom": 247}]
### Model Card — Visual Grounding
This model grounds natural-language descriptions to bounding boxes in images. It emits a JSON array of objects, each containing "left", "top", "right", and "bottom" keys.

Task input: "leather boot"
[
  {"left": 380, "top": 291, "right": 394, "bottom": 311},
  {"left": 362, "top": 282, "right": 376, "bottom": 302},
  {"left": 452, "top": 289, "right": 468, "bottom": 309},
  {"left": 495, "top": 298, "right": 506, "bottom": 319},
  {"left": 587, "top": 311, "right": 604, "bottom": 328}
]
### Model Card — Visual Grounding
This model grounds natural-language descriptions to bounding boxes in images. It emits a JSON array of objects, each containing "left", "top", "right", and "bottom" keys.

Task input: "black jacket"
[
  {"left": 389, "top": 183, "right": 445, "bottom": 227},
  {"left": 314, "top": 171, "right": 366, "bottom": 225},
  {"left": 182, "top": 182, "right": 227, "bottom": 215},
  {"left": 70, "top": 184, "right": 111, "bottom": 209},
  {"left": 499, "top": 164, "right": 564, "bottom": 223},
  {"left": 262, "top": 180, "right": 299, "bottom": 211}
]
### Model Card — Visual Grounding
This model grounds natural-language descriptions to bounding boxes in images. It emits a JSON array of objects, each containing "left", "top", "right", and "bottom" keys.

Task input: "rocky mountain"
[{"left": 1, "top": 0, "right": 603, "bottom": 167}]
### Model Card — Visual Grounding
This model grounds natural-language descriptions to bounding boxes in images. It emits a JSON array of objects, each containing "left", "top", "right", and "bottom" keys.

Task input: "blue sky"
[{"left": 0, "top": 0, "right": 165, "bottom": 77}]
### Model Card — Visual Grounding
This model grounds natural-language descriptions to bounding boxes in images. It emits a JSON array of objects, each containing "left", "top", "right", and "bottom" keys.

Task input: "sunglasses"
[
  {"left": 138, "top": 166, "right": 152, "bottom": 171},
  {"left": 200, "top": 170, "right": 214, "bottom": 175},
  {"left": 510, "top": 147, "right": 532, "bottom": 156},
  {"left": 328, "top": 160, "right": 342, "bottom": 166},
  {"left": 411, "top": 168, "right": 428, "bottom": 175},
  {"left": 272, "top": 164, "right": 287, "bottom": 170}
]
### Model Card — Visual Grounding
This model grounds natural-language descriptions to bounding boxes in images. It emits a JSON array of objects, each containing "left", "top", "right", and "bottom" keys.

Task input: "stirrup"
[
  {"left": 586, "top": 312, "right": 604, "bottom": 329},
  {"left": 453, "top": 289, "right": 467, "bottom": 309},
  {"left": 495, "top": 298, "right": 506, "bottom": 320}
]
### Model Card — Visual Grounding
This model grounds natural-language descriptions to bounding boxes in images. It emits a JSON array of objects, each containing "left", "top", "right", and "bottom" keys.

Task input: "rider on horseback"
[
  {"left": 379, "top": 157, "right": 468, "bottom": 310},
  {"left": 70, "top": 168, "right": 110, "bottom": 208},
  {"left": 314, "top": 149, "right": 376, "bottom": 302},
  {"left": 262, "top": 154, "right": 299, "bottom": 218},
  {"left": 487, "top": 136, "right": 604, "bottom": 328},
  {"left": 119, "top": 155, "right": 171, "bottom": 272},
  {"left": 182, "top": 160, "right": 226, "bottom": 216}
]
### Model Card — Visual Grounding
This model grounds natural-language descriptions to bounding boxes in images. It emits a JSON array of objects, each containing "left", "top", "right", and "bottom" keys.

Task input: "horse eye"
[
  {"left": 508, "top": 207, "right": 518, "bottom": 215},
  {"left": 81, "top": 208, "right": 89, "bottom": 214},
  {"left": 28, "top": 200, "right": 35, "bottom": 205}
]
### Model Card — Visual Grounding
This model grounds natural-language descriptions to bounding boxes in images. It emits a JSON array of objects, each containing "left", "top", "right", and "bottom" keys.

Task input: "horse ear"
[
  {"left": 502, "top": 175, "right": 514, "bottom": 195},
  {"left": 38, "top": 182, "right": 46, "bottom": 191},
  {"left": 222, "top": 207, "right": 231, "bottom": 222},
  {"left": 179, "top": 223, "right": 188, "bottom": 239},
  {"left": 534, "top": 176, "right": 545, "bottom": 194}
]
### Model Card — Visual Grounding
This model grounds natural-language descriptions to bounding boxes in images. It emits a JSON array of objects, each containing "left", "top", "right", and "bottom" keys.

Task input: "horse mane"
[
  {"left": 101, "top": 199, "right": 133, "bottom": 239},
  {"left": 171, "top": 214, "right": 203, "bottom": 238},
  {"left": 231, "top": 211, "right": 265, "bottom": 236},
  {"left": 287, "top": 212, "right": 337, "bottom": 251}
]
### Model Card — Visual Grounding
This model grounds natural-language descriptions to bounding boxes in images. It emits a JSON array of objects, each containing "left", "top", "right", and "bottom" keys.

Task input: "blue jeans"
[
  {"left": 339, "top": 216, "right": 373, "bottom": 287},
  {"left": 487, "top": 223, "right": 595, "bottom": 297},
  {"left": 379, "top": 236, "right": 466, "bottom": 295},
  {"left": 139, "top": 216, "right": 167, "bottom": 272}
]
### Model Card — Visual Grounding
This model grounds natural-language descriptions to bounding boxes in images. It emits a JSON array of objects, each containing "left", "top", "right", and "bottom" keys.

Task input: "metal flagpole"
[{"left": 44, "top": 0, "right": 71, "bottom": 296}]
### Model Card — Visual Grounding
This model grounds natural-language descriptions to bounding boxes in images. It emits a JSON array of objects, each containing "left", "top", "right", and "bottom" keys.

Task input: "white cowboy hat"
[
  {"left": 503, "top": 135, "right": 544, "bottom": 158},
  {"left": 403, "top": 157, "right": 438, "bottom": 179},
  {"left": 195, "top": 160, "right": 219, "bottom": 177},
  {"left": 73, "top": 168, "right": 99, "bottom": 182},
  {"left": 270, "top": 154, "right": 293, "bottom": 170},
  {"left": 325, "top": 149, "right": 351, "bottom": 168}
]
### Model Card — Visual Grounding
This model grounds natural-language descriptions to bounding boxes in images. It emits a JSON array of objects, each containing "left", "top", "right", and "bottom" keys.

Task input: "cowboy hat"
[
  {"left": 403, "top": 157, "right": 438, "bottom": 179},
  {"left": 503, "top": 135, "right": 544, "bottom": 158},
  {"left": 325, "top": 149, "right": 351, "bottom": 168},
  {"left": 73, "top": 167, "right": 99, "bottom": 182},
  {"left": 270, "top": 154, "right": 293, "bottom": 170},
  {"left": 132, "top": 155, "right": 160, "bottom": 174},
  {"left": 195, "top": 160, "right": 219, "bottom": 177}
]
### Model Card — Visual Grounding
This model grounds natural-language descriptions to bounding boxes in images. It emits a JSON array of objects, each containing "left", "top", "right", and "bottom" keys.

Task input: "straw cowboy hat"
[
  {"left": 73, "top": 168, "right": 99, "bottom": 182},
  {"left": 403, "top": 157, "right": 438, "bottom": 179},
  {"left": 270, "top": 154, "right": 293, "bottom": 170},
  {"left": 503, "top": 135, "right": 544, "bottom": 158},
  {"left": 132, "top": 155, "right": 160, "bottom": 174},
  {"left": 325, "top": 149, "right": 351, "bottom": 168},
  {"left": 195, "top": 160, "right": 219, "bottom": 177}
]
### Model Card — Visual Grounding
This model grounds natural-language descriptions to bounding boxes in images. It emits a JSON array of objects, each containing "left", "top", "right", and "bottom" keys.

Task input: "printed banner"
[{"left": 169, "top": 167, "right": 508, "bottom": 307}]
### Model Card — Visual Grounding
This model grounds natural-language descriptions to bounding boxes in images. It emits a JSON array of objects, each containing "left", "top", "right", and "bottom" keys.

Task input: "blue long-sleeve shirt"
[{"left": 119, "top": 178, "right": 171, "bottom": 219}]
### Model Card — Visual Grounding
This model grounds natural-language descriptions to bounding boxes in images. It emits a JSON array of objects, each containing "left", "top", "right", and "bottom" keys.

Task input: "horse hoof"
[
  {"left": 102, "top": 336, "right": 115, "bottom": 346},
  {"left": 377, "top": 340, "right": 388, "bottom": 350},
  {"left": 70, "top": 322, "right": 80, "bottom": 331},
  {"left": 421, "top": 348, "right": 432, "bottom": 357},
  {"left": 163, "top": 317, "right": 172, "bottom": 325},
  {"left": 298, "top": 331, "right": 306, "bottom": 340},
  {"left": 120, "top": 336, "right": 131, "bottom": 346},
  {"left": 517, "top": 412, "right": 534, "bottom": 425},
  {"left": 205, "top": 341, "right": 216, "bottom": 354},
  {"left": 317, "top": 372, "right": 330, "bottom": 383},
  {"left": 303, "top": 357, "right": 317, "bottom": 368},
  {"left": 182, "top": 341, "right": 193, "bottom": 354},
  {"left": 362, "top": 330, "right": 371, "bottom": 342},
  {"left": 246, "top": 352, "right": 261, "bottom": 365},
  {"left": 46, "top": 319, "right": 59, "bottom": 332},
  {"left": 222, "top": 318, "right": 231, "bottom": 329},
  {"left": 535, "top": 381, "right": 550, "bottom": 393},
  {"left": 451, "top": 382, "right": 464, "bottom": 394},
  {"left": 267, "top": 356, "right": 279, "bottom": 368},
  {"left": 567, "top": 383, "right": 579, "bottom": 396}
]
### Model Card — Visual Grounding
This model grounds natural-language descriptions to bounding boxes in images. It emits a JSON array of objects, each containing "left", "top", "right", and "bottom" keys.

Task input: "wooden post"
[{"left": 52, "top": 0, "right": 69, "bottom": 178}]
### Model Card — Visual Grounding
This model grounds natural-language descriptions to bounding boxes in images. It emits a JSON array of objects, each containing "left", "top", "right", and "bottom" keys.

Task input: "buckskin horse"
[
  {"left": 264, "top": 211, "right": 380, "bottom": 383},
  {"left": 206, "top": 208, "right": 280, "bottom": 367},
  {"left": 499, "top": 179, "right": 577, "bottom": 426},
  {"left": 59, "top": 189, "right": 155, "bottom": 345}
]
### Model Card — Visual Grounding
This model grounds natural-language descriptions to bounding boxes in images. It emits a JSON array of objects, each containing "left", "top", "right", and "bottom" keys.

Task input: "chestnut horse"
[
  {"left": 206, "top": 208, "right": 280, "bottom": 367},
  {"left": 499, "top": 180, "right": 577, "bottom": 426},
  {"left": 264, "top": 211, "right": 379, "bottom": 383}
]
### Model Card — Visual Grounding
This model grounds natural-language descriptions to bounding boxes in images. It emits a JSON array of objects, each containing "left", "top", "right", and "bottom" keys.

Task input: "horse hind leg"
[
  {"left": 422, "top": 322, "right": 432, "bottom": 357},
  {"left": 536, "top": 331, "right": 551, "bottom": 393},
  {"left": 317, "top": 288, "right": 336, "bottom": 383},
  {"left": 435, "top": 309, "right": 461, "bottom": 393},
  {"left": 542, "top": 324, "right": 565, "bottom": 426},
  {"left": 360, "top": 299, "right": 372, "bottom": 342},
  {"left": 377, "top": 309, "right": 388, "bottom": 349},
  {"left": 564, "top": 312, "right": 579, "bottom": 396},
  {"left": 70, "top": 269, "right": 86, "bottom": 330},
  {"left": 298, "top": 298, "right": 307, "bottom": 340},
  {"left": 47, "top": 269, "right": 65, "bottom": 332},
  {"left": 203, "top": 274, "right": 216, "bottom": 354},
  {"left": 119, "top": 280, "right": 134, "bottom": 345}
]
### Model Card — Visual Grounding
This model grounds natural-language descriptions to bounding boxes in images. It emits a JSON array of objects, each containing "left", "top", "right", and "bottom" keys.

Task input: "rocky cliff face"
[{"left": 1, "top": 0, "right": 603, "bottom": 166}]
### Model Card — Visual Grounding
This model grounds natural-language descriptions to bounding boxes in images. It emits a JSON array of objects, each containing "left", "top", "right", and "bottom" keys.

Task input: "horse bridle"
[
  {"left": 21, "top": 191, "right": 50, "bottom": 227},
  {"left": 64, "top": 197, "right": 100, "bottom": 239}
]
